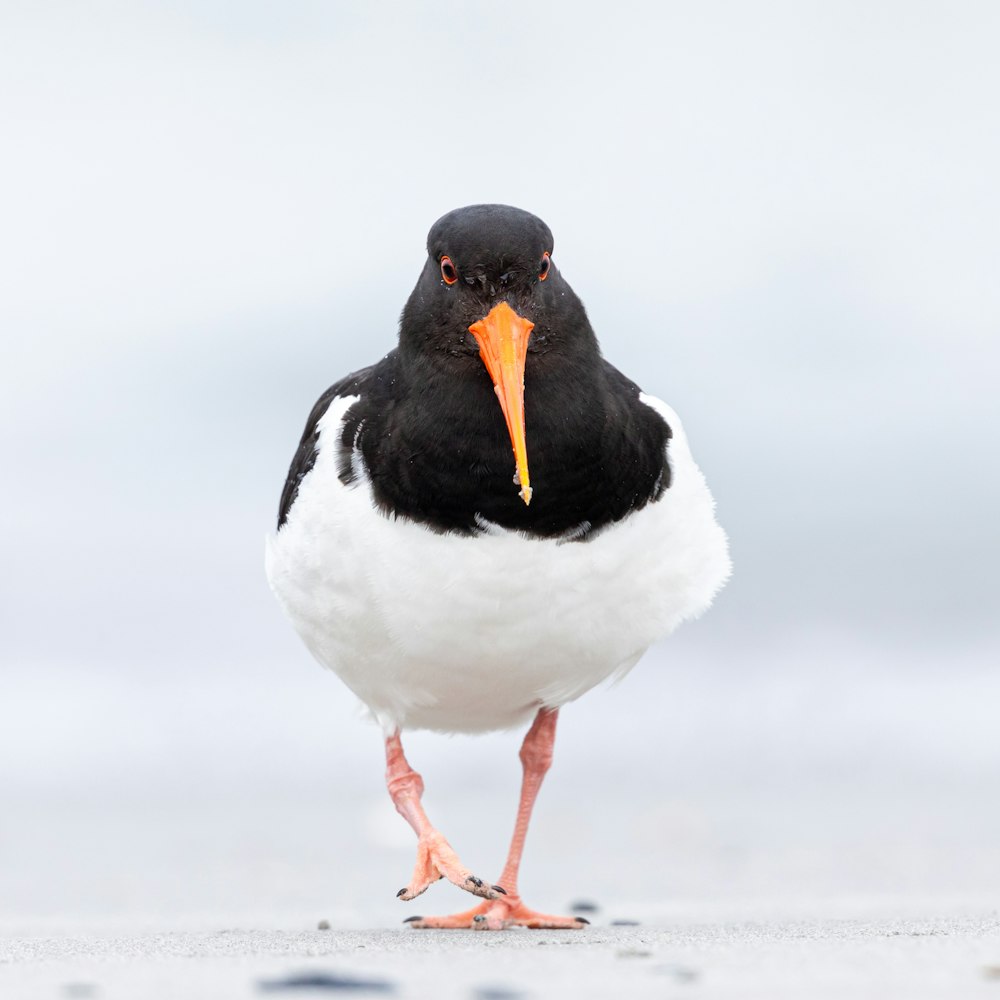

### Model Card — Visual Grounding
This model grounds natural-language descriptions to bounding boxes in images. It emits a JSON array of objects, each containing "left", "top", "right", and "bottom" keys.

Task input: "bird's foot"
[
  {"left": 403, "top": 892, "right": 589, "bottom": 930},
  {"left": 396, "top": 830, "right": 499, "bottom": 903}
]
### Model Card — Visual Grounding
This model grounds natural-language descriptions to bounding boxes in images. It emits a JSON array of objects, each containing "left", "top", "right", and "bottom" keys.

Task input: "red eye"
[
  {"left": 538, "top": 252, "right": 551, "bottom": 281},
  {"left": 440, "top": 256, "right": 458, "bottom": 285}
]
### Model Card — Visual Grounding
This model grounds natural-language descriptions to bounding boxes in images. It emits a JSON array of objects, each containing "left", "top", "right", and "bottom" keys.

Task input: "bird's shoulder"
[
  {"left": 276, "top": 355, "right": 399, "bottom": 529},
  {"left": 590, "top": 358, "right": 674, "bottom": 504}
]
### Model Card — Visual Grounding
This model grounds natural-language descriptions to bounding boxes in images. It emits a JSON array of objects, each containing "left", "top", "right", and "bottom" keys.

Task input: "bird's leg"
[
  {"left": 385, "top": 731, "right": 498, "bottom": 903},
  {"left": 492, "top": 705, "right": 558, "bottom": 899},
  {"left": 407, "top": 708, "right": 587, "bottom": 930}
]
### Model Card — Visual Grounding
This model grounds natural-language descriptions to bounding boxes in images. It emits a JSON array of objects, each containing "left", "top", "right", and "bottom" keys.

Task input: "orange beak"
[{"left": 468, "top": 301, "right": 534, "bottom": 505}]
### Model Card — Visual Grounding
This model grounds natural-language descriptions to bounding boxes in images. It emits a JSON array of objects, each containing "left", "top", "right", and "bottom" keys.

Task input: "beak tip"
[{"left": 520, "top": 486, "right": 533, "bottom": 506}]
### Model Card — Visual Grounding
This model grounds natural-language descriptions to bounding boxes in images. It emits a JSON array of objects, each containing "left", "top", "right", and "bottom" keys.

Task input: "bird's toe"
[{"left": 397, "top": 830, "right": 498, "bottom": 903}]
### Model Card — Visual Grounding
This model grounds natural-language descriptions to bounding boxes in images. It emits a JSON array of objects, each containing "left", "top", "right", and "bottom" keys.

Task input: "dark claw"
[
  {"left": 492, "top": 884, "right": 508, "bottom": 895},
  {"left": 403, "top": 916, "right": 423, "bottom": 923},
  {"left": 575, "top": 917, "right": 591, "bottom": 925},
  {"left": 472, "top": 914, "right": 487, "bottom": 923},
  {"left": 467, "top": 875, "right": 484, "bottom": 888},
  {"left": 396, "top": 887, "right": 408, "bottom": 898}
]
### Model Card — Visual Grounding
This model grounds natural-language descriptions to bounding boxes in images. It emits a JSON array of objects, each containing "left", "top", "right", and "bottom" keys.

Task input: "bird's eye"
[
  {"left": 538, "top": 253, "right": 551, "bottom": 281},
  {"left": 440, "top": 256, "right": 458, "bottom": 285}
]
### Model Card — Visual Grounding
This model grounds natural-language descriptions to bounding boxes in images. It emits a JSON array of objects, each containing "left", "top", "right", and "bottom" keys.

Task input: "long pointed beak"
[{"left": 468, "top": 301, "right": 534, "bottom": 505}]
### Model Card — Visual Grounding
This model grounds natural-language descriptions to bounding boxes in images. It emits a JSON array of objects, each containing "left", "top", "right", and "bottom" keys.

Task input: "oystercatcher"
[{"left": 266, "top": 205, "right": 730, "bottom": 929}]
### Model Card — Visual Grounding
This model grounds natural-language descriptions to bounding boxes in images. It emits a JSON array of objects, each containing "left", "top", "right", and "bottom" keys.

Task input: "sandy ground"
[{"left": 4, "top": 906, "right": 1000, "bottom": 1000}]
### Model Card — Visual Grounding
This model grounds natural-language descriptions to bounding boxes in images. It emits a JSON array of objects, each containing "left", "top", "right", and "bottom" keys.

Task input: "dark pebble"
[
  {"left": 569, "top": 899, "right": 600, "bottom": 913},
  {"left": 258, "top": 972, "right": 395, "bottom": 993},
  {"left": 610, "top": 919, "right": 640, "bottom": 926},
  {"left": 473, "top": 988, "right": 526, "bottom": 1000}
]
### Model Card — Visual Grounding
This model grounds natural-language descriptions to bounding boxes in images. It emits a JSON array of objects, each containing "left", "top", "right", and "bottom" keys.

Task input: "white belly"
[{"left": 265, "top": 394, "right": 730, "bottom": 734}]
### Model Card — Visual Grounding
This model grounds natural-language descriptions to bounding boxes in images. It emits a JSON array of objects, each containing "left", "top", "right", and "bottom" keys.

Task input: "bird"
[{"left": 265, "top": 204, "right": 730, "bottom": 930}]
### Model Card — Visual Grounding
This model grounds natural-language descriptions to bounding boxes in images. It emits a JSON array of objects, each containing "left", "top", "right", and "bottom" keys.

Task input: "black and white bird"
[{"left": 266, "top": 205, "right": 730, "bottom": 930}]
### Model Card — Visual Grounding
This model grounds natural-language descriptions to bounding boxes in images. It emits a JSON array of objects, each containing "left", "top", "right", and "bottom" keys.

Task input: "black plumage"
[{"left": 277, "top": 204, "right": 671, "bottom": 539}]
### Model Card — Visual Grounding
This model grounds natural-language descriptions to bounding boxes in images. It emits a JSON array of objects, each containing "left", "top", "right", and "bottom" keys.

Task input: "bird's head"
[{"left": 399, "top": 204, "right": 597, "bottom": 507}]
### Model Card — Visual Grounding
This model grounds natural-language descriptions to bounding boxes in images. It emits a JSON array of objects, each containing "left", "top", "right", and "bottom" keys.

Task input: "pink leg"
[
  {"left": 407, "top": 709, "right": 587, "bottom": 930},
  {"left": 385, "top": 732, "right": 499, "bottom": 903}
]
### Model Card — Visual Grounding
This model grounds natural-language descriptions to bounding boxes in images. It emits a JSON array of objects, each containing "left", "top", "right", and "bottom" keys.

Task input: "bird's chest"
[
  {"left": 361, "top": 392, "right": 600, "bottom": 538},
  {"left": 266, "top": 396, "right": 729, "bottom": 733}
]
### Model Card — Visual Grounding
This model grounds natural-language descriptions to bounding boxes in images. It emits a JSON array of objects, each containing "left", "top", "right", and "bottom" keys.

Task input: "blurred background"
[{"left": 2, "top": 1, "right": 998, "bottom": 934}]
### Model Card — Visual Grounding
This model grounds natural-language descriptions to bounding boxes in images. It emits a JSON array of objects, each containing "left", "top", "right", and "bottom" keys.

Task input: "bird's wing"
[{"left": 276, "top": 366, "right": 376, "bottom": 529}]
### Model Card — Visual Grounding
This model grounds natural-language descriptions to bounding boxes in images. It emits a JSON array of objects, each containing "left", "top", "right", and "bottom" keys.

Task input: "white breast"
[{"left": 265, "top": 393, "right": 730, "bottom": 734}]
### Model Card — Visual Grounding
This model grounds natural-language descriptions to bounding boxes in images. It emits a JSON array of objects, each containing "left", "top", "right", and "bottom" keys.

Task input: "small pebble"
[
  {"left": 317, "top": 919, "right": 331, "bottom": 931},
  {"left": 569, "top": 899, "right": 600, "bottom": 914},
  {"left": 63, "top": 986, "right": 99, "bottom": 999},
  {"left": 611, "top": 919, "right": 640, "bottom": 926}
]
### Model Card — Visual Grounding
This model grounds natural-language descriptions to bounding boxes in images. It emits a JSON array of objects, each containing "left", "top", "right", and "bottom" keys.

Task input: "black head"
[
  {"left": 399, "top": 204, "right": 597, "bottom": 368},
  {"left": 428, "top": 204, "right": 553, "bottom": 293},
  {"left": 305, "top": 204, "right": 670, "bottom": 535}
]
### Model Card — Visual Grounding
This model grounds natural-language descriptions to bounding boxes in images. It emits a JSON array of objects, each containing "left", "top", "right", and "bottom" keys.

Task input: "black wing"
[{"left": 276, "top": 366, "right": 374, "bottom": 529}]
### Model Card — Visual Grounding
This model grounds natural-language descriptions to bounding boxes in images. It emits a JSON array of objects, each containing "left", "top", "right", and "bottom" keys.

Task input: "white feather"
[{"left": 265, "top": 393, "right": 731, "bottom": 734}]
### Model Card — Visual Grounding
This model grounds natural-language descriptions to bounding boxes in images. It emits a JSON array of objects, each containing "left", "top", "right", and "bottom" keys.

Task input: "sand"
[{"left": 4, "top": 908, "right": 1000, "bottom": 1000}]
